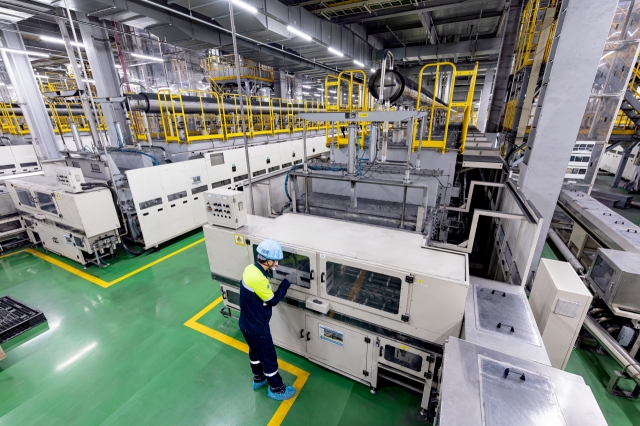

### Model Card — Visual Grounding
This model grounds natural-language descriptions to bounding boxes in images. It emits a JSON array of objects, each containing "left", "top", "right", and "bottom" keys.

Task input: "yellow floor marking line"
[
  {"left": 0, "top": 249, "right": 27, "bottom": 259},
  {"left": 185, "top": 296, "right": 310, "bottom": 426},
  {"left": 27, "top": 249, "right": 111, "bottom": 288},
  {"left": 21, "top": 238, "right": 205, "bottom": 288}
]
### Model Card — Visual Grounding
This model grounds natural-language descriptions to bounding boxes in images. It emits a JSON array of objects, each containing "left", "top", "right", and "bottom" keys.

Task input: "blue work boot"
[
  {"left": 267, "top": 384, "right": 297, "bottom": 401},
  {"left": 252, "top": 378, "right": 268, "bottom": 390}
]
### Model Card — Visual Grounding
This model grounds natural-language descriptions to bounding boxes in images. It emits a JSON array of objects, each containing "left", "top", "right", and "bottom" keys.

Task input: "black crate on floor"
[{"left": 0, "top": 296, "right": 47, "bottom": 344}]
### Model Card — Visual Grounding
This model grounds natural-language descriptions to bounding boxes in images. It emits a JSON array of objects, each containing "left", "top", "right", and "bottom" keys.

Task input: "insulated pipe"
[
  {"left": 547, "top": 228, "right": 585, "bottom": 275},
  {"left": 347, "top": 123, "right": 358, "bottom": 176},
  {"left": 583, "top": 316, "right": 640, "bottom": 387},
  {"left": 404, "top": 117, "right": 414, "bottom": 184},
  {"left": 369, "top": 123, "right": 378, "bottom": 164}
]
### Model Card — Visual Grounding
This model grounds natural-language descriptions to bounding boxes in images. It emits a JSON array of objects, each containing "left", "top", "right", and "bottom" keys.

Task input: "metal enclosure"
[
  {"left": 530, "top": 259, "right": 592, "bottom": 369},
  {"left": 205, "top": 188, "right": 247, "bottom": 229},
  {"left": 5, "top": 175, "right": 120, "bottom": 264},
  {"left": 0, "top": 145, "right": 41, "bottom": 177},
  {"left": 438, "top": 337, "right": 607, "bottom": 425},
  {"left": 464, "top": 276, "right": 550, "bottom": 366},
  {"left": 204, "top": 213, "right": 470, "bottom": 406},
  {"left": 587, "top": 248, "right": 640, "bottom": 318}
]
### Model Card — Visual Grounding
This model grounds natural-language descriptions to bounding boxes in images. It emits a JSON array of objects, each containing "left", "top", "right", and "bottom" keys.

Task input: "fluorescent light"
[
  {"left": 287, "top": 26, "right": 312, "bottom": 41},
  {"left": 35, "top": 75, "right": 50, "bottom": 79},
  {"left": 353, "top": 60, "right": 364, "bottom": 67},
  {"left": 370, "top": 68, "right": 376, "bottom": 73},
  {"left": 329, "top": 90, "right": 336, "bottom": 94},
  {"left": 114, "top": 64, "right": 122, "bottom": 68},
  {"left": 317, "top": 88, "right": 324, "bottom": 91},
  {"left": 302, "top": 91, "right": 310, "bottom": 95},
  {"left": 231, "top": 0, "right": 258, "bottom": 14},
  {"left": 313, "top": 93, "right": 321, "bottom": 97},
  {"left": 128, "top": 62, "right": 154, "bottom": 67},
  {"left": 328, "top": 47, "right": 343, "bottom": 57},
  {"left": 56, "top": 342, "right": 97, "bottom": 371},
  {"left": 131, "top": 52, "right": 164, "bottom": 63},
  {"left": 82, "top": 79, "right": 95, "bottom": 83},
  {"left": 40, "top": 35, "right": 83, "bottom": 48},
  {"left": 0, "top": 48, "right": 49, "bottom": 58},
  {"left": 302, "top": 84, "right": 312, "bottom": 88}
]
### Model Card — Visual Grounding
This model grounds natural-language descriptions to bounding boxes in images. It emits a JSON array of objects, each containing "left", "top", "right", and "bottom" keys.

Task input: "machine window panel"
[
  {"left": 210, "top": 152, "right": 224, "bottom": 166},
  {"left": 325, "top": 261, "right": 401, "bottom": 315},
  {"left": 252, "top": 169, "right": 266, "bottom": 177},
  {"left": 590, "top": 255, "right": 615, "bottom": 293},
  {"left": 268, "top": 165, "right": 280, "bottom": 173},
  {"left": 191, "top": 184, "right": 208, "bottom": 195},
  {"left": 167, "top": 191, "right": 187, "bottom": 202},
  {"left": 252, "top": 244, "right": 311, "bottom": 289},
  {"left": 20, "top": 162, "right": 38, "bottom": 168},
  {"left": 233, "top": 174, "right": 248, "bottom": 182},
  {"left": 0, "top": 219, "right": 22, "bottom": 233},
  {"left": 282, "top": 162, "right": 292, "bottom": 168},
  {"left": 139, "top": 197, "right": 162, "bottom": 210},
  {"left": 383, "top": 345, "right": 422, "bottom": 372},
  {"left": 35, "top": 192, "right": 58, "bottom": 215},
  {"left": 212, "top": 179, "right": 231, "bottom": 189},
  {"left": 16, "top": 188, "right": 35, "bottom": 208},
  {"left": 0, "top": 164, "right": 15, "bottom": 170}
]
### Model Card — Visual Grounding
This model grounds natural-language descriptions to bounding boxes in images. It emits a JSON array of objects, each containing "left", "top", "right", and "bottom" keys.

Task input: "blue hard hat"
[{"left": 256, "top": 239, "right": 284, "bottom": 261}]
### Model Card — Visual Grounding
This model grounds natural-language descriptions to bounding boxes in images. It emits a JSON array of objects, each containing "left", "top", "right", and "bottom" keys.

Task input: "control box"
[
  {"left": 55, "top": 167, "right": 85, "bottom": 193},
  {"left": 205, "top": 188, "right": 247, "bottom": 229}
]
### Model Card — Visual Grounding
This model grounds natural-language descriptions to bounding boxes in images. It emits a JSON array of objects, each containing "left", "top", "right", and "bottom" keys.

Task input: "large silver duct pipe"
[{"left": 583, "top": 316, "right": 640, "bottom": 387}]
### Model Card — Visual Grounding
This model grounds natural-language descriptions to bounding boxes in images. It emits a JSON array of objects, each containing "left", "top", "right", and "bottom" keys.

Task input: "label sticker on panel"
[
  {"left": 320, "top": 254, "right": 326, "bottom": 259},
  {"left": 234, "top": 234, "right": 245, "bottom": 246},
  {"left": 319, "top": 324, "right": 344, "bottom": 347}
]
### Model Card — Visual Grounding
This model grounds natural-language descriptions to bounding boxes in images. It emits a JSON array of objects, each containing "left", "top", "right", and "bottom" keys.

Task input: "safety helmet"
[{"left": 256, "top": 239, "right": 284, "bottom": 261}]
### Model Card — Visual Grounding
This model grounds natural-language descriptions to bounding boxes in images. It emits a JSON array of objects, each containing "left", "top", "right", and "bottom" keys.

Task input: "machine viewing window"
[
  {"left": 325, "top": 262, "right": 401, "bottom": 315},
  {"left": 36, "top": 192, "right": 58, "bottom": 215},
  {"left": 590, "top": 255, "right": 615, "bottom": 293},
  {"left": 16, "top": 188, "right": 35, "bottom": 208},
  {"left": 384, "top": 345, "right": 422, "bottom": 372},
  {"left": 252, "top": 244, "right": 311, "bottom": 289}
]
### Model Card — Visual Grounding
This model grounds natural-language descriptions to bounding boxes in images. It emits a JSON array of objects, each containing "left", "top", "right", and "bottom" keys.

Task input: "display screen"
[
  {"left": 384, "top": 345, "right": 422, "bottom": 372},
  {"left": 590, "top": 255, "right": 615, "bottom": 293},
  {"left": 325, "top": 261, "right": 401, "bottom": 315}
]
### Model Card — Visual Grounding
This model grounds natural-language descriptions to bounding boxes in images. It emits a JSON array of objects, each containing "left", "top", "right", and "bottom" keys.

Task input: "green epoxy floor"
[
  {"left": 2, "top": 230, "right": 640, "bottom": 425},
  {"left": 0, "top": 232, "right": 423, "bottom": 426}
]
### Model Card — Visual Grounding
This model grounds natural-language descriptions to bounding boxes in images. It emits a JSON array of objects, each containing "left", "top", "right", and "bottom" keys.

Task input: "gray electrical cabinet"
[{"left": 587, "top": 248, "right": 640, "bottom": 318}]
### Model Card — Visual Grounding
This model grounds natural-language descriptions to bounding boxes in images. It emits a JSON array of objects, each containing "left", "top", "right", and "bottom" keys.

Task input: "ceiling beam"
[
  {"left": 432, "top": 10, "right": 503, "bottom": 26},
  {"left": 375, "top": 37, "right": 501, "bottom": 61},
  {"left": 332, "top": 0, "right": 488, "bottom": 25}
]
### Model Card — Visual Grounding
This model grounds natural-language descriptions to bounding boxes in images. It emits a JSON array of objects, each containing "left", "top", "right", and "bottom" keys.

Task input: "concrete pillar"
[
  {"left": 486, "top": 0, "right": 524, "bottom": 133},
  {"left": 476, "top": 68, "right": 495, "bottom": 133},
  {"left": 517, "top": 0, "right": 619, "bottom": 285},
  {"left": 0, "top": 26, "right": 60, "bottom": 160},
  {"left": 77, "top": 13, "right": 130, "bottom": 147}
]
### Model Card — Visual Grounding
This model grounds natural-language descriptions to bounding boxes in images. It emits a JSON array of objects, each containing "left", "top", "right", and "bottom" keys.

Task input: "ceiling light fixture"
[
  {"left": 353, "top": 60, "right": 364, "bottom": 67},
  {"left": 40, "top": 35, "right": 83, "bottom": 48},
  {"left": 302, "top": 84, "right": 312, "bottom": 88},
  {"left": 231, "top": 0, "right": 258, "bottom": 14},
  {"left": 131, "top": 52, "right": 164, "bottom": 62},
  {"left": 370, "top": 68, "right": 376, "bottom": 73},
  {"left": 287, "top": 26, "right": 312, "bottom": 41},
  {"left": 302, "top": 91, "right": 310, "bottom": 95},
  {"left": 0, "top": 48, "right": 49, "bottom": 58},
  {"left": 328, "top": 47, "right": 343, "bottom": 57}
]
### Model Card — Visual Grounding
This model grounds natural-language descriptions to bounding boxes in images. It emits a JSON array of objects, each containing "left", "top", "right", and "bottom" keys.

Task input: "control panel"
[
  {"left": 205, "top": 188, "right": 247, "bottom": 229},
  {"left": 55, "top": 167, "right": 85, "bottom": 193}
]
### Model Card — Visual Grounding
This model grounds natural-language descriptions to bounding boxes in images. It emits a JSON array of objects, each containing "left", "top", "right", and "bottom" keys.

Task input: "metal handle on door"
[
  {"left": 321, "top": 272, "right": 325, "bottom": 283},
  {"left": 221, "top": 287, "right": 226, "bottom": 300},
  {"left": 310, "top": 270, "right": 315, "bottom": 280},
  {"left": 306, "top": 331, "right": 311, "bottom": 341},
  {"left": 379, "top": 347, "right": 383, "bottom": 357},
  {"left": 300, "top": 329, "right": 304, "bottom": 338}
]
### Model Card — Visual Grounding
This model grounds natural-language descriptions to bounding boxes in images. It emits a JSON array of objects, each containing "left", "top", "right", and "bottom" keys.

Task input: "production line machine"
[{"left": 203, "top": 187, "right": 607, "bottom": 423}]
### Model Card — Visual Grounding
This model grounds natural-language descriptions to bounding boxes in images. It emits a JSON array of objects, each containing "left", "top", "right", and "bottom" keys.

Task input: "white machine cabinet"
[{"left": 529, "top": 259, "right": 592, "bottom": 369}]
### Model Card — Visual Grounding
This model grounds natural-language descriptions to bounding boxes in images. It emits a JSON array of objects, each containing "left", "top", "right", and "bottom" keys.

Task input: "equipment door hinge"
[
  {"left": 424, "top": 371, "right": 433, "bottom": 380},
  {"left": 426, "top": 355, "right": 435, "bottom": 363},
  {"left": 364, "top": 337, "right": 371, "bottom": 344},
  {"left": 401, "top": 314, "right": 410, "bottom": 322},
  {"left": 405, "top": 275, "right": 414, "bottom": 283},
  {"left": 363, "top": 370, "right": 369, "bottom": 377}
]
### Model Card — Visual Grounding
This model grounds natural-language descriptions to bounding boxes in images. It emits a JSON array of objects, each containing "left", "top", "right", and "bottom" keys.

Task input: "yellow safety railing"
[
  {"left": 0, "top": 102, "right": 27, "bottom": 135},
  {"left": 202, "top": 54, "right": 274, "bottom": 83},
  {"left": 513, "top": 0, "right": 558, "bottom": 73},
  {"left": 415, "top": 62, "right": 478, "bottom": 153}
]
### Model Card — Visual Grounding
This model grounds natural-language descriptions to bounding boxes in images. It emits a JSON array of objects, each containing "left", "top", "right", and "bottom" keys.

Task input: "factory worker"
[{"left": 239, "top": 239, "right": 297, "bottom": 401}]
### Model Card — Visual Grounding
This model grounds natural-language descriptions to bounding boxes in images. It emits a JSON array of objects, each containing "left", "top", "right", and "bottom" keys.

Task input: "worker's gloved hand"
[{"left": 280, "top": 279, "right": 291, "bottom": 290}]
